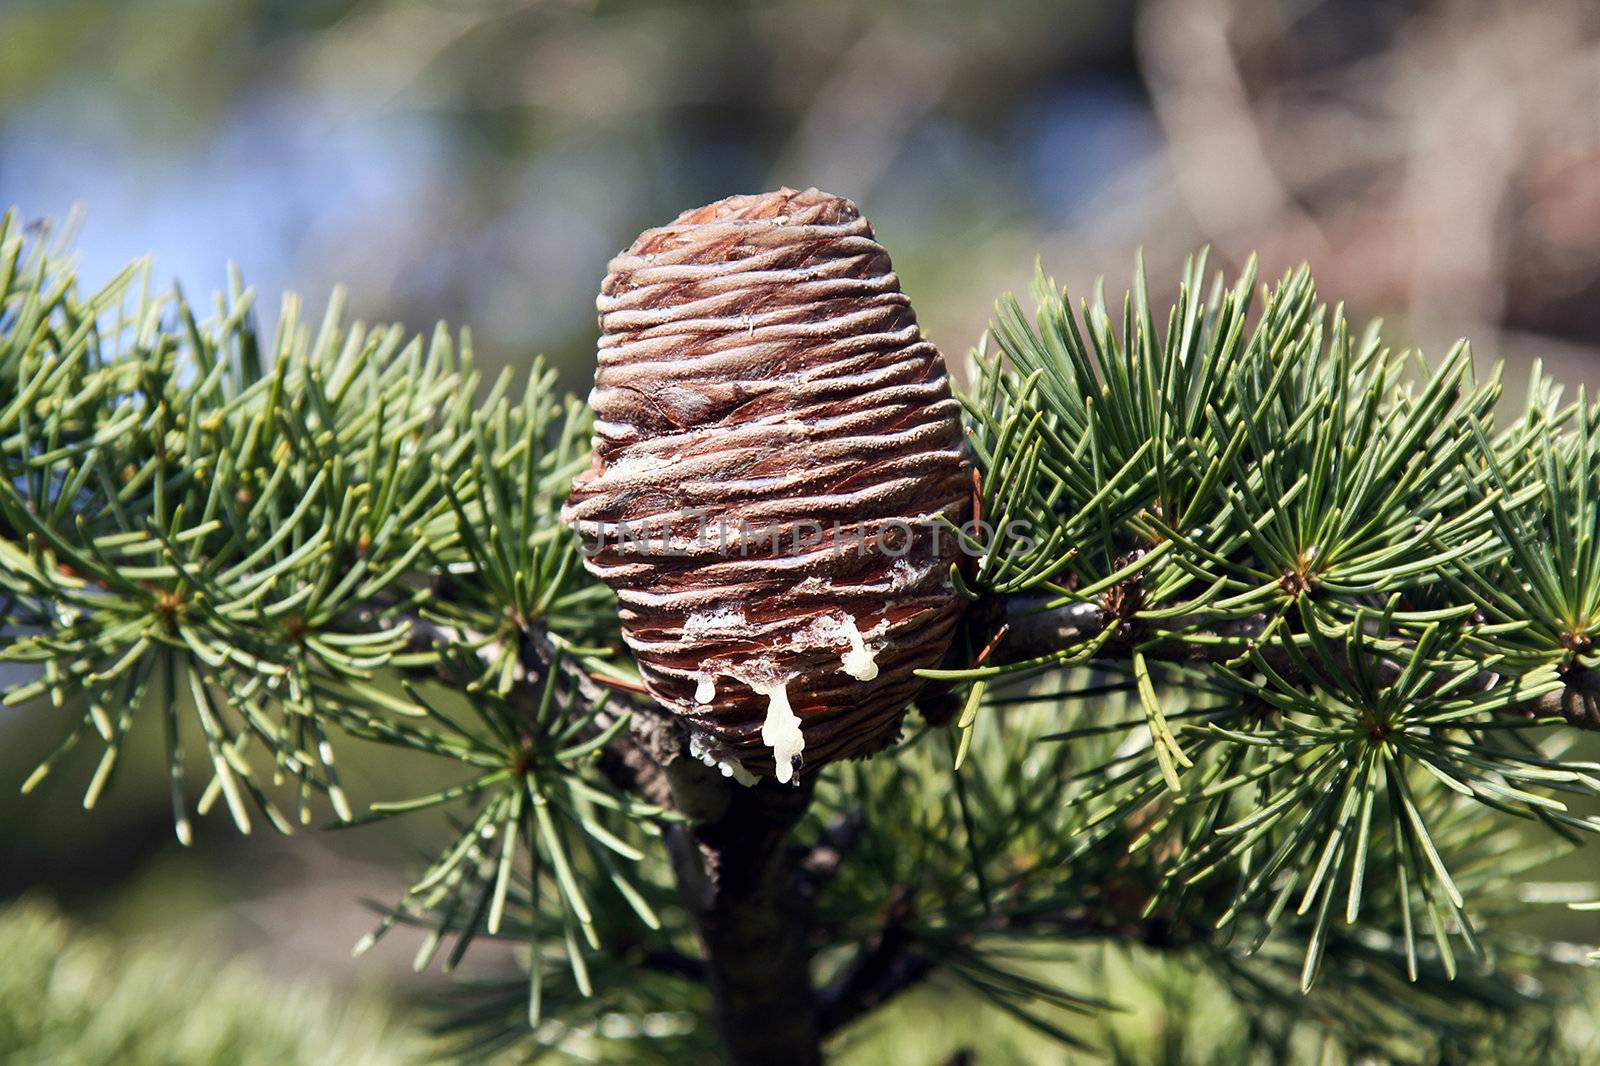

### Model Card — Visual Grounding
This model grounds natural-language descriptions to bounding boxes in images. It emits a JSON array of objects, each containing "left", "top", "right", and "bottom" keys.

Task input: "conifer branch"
[{"left": 993, "top": 592, "right": 1600, "bottom": 725}]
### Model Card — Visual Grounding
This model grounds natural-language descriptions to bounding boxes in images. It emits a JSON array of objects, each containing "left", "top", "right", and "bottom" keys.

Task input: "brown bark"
[{"left": 663, "top": 767, "right": 823, "bottom": 1066}]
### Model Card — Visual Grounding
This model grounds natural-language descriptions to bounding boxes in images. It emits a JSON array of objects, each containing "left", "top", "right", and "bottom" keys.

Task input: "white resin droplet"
[
  {"left": 694, "top": 674, "right": 716, "bottom": 704},
  {"left": 684, "top": 606, "right": 749, "bottom": 638},
  {"left": 724, "top": 760, "right": 758, "bottom": 787},
  {"left": 839, "top": 617, "right": 880, "bottom": 681},
  {"left": 754, "top": 678, "right": 804, "bottom": 784},
  {"left": 688, "top": 730, "right": 758, "bottom": 787}
]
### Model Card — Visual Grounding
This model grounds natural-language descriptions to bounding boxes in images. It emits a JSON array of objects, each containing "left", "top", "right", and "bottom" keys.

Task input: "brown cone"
[{"left": 562, "top": 188, "right": 970, "bottom": 783}]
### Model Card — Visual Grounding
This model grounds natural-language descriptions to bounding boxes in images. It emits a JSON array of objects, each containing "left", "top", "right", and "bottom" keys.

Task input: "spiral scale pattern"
[{"left": 563, "top": 188, "right": 969, "bottom": 782}]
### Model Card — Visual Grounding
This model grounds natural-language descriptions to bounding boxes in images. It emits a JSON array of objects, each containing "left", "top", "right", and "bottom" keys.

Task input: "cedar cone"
[{"left": 562, "top": 188, "right": 970, "bottom": 783}]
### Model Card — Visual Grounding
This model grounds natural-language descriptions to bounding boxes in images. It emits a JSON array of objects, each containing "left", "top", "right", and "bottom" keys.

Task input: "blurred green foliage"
[
  {"left": 6, "top": 892, "right": 1595, "bottom": 1066},
  {"left": 836, "top": 943, "right": 1600, "bottom": 1066},
  {"left": 0, "top": 898, "right": 421, "bottom": 1066}
]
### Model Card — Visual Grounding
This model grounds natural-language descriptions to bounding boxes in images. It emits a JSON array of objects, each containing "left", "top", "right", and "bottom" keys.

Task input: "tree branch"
[
  {"left": 666, "top": 777, "right": 822, "bottom": 1066},
  {"left": 511, "top": 627, "right": 827, "bottom": 1065},
  {"left": 404, "top": 614, "right": 826, "bottom": 1063},
  {"left": 812, "top": 878, "right": 1195, "bottom": 1040},
  {"left": 997, "top": 593, "right": 1600, "bottom": 724},
  {"left": 817, "top": 885, "right": 931, "bottom": 1037}
]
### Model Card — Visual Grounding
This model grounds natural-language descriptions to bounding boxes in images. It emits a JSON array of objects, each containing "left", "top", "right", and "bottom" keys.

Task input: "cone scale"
[{"left": 563, "top": 188, "right": 970, "bottom": 782}]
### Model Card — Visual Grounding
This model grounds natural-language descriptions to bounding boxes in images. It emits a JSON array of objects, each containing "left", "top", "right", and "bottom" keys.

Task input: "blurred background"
[{"left": 4, "top": 0, "right": 1600, "bottom": 1060}]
